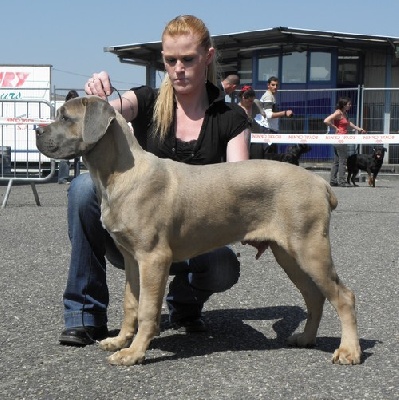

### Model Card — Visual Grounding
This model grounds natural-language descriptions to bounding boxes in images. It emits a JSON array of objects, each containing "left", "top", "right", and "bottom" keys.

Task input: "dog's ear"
[{"left": 81, "top": 97, "right": 116, "bottom": 143}]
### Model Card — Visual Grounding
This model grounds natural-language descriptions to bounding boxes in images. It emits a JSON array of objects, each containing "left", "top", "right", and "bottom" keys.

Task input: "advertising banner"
[{"left": 0, "top": 65, "right": 53, "bottom": 163}]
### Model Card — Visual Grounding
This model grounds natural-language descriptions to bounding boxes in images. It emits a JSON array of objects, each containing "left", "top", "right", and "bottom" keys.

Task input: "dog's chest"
[{"left": 100, "top": 193, "right": 125, "bottom": 233}]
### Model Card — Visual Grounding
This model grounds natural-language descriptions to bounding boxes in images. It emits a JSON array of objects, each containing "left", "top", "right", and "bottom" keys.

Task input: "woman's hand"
[{"left": 85, "top": 71, "right": 113, "bottom": 99}]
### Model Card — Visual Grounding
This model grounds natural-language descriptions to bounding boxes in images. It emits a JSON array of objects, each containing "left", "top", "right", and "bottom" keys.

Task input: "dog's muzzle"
[{"left": 35, "top": 126, "right": 45, "bottom": 137}]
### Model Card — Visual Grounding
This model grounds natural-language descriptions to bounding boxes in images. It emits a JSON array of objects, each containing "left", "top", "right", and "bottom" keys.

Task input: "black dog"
[
  {"left": 347, "top": 146, "right": 387, "bottom": 187},
  {"left": 264, "top": 144, "right": 312, "bottom": 166}
]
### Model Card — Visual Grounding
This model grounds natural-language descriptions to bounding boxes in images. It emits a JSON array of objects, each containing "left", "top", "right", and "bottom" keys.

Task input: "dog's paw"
[
  {"left": 107, "top": 348, "right": 146, "bottom": 366},
  {"left": 99, "top": 336, "right": 132, "bottom": 352},
  {"left": 287, "top": 332, "right": 316, "bottom": 348},
  {"left": 332, "top": 345, "right": 362, "bottom": 365}
]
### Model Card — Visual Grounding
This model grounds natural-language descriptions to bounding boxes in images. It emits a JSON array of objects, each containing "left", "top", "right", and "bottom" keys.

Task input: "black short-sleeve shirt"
[{"left": 131, "top": 82, "right": 249, "bottom": 165}]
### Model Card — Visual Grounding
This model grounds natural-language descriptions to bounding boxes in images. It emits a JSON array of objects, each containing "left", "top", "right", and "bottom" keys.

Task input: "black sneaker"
[
  {"left": 169, "top": 317, "right": 207, "bottom": 333},
  {"left": 59, "top": 325, "right": 108, "bottom": 346},
  {"left": 330, "top": 182, "right": 338, "bottom": 187},
  {"left": 338, "top": 182, "right": 352, "bottom": 187}
]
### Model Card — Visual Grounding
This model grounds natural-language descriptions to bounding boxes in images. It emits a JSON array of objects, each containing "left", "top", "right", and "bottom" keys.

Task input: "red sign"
[{"left": 0, "top": 71, "right": 30, "bottom": 87}]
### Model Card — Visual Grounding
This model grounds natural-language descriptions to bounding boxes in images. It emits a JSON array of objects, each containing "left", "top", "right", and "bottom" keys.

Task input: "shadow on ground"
[{"left": 104, "top": 306, "right": 379, "bottom": 364}]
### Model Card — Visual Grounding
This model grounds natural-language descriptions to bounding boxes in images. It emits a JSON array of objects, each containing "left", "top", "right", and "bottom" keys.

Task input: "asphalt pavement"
[{"left": 0, "top": 171, "right": 398, "bottom": 400}]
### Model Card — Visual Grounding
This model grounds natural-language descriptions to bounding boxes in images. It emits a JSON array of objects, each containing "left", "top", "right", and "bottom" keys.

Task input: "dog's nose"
[{"left": 35, "top": 126, "right": 44, "bottom": 136}]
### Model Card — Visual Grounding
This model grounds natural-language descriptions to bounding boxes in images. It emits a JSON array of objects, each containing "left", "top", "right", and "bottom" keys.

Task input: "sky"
[{"left": 2, "top": 0, "right": 399, "bottom": 91}]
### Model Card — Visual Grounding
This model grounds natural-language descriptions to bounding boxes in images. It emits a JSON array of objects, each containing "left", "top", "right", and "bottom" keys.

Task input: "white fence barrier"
[
  {"left": 0, "top": 116, "right": 55, "bottom": 208},
  {"left": 251, "top": 133, "right": 399, "bottom": 145}
]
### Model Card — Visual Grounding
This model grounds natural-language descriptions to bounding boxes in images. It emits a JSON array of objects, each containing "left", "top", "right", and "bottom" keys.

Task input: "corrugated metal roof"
[{"left": 104, "top": 27, "right": 399, "bottom": 72}]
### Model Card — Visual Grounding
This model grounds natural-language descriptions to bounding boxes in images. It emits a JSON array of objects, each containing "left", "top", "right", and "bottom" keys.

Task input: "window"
[
  {"left": 282, "top": 52, "right": 307, "bottom": 83},
  {"left": 338, "top": 56, "right": 359, "bottom": 85},
  {"left": 238, "top": 58, "right": 253, "bottom": 85},
  {"left": 257, "top": 56, "right": 278, "bottom": 81},
  {"left": 256, "top": 50, "right": 334, "bottom": 85},
  {"left": 310, "top": 52, "right": 331, "bottom": 81}
]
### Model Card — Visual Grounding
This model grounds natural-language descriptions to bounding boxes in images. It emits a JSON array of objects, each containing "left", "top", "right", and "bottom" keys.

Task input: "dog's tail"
[{"left": 327, "top": 184, "right": 338, "bottom": 211}]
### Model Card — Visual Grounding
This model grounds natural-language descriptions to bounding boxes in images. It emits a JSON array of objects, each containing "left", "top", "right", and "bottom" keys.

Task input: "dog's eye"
[{"left": 60, "top": 115, "right": 70, "bottom": 122}]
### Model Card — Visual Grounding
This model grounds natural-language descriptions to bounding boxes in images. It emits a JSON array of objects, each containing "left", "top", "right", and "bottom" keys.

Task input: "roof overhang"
[{"left": 104, "top": 27, "right": 399, "bottom": 73}]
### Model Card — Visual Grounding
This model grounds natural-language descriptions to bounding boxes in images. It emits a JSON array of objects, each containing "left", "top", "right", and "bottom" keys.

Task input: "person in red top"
[{"left": 324, "top": 96, "right": 366, "bottom": 187}]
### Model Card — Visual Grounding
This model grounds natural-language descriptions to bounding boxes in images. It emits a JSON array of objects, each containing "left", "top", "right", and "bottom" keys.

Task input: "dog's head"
[
  {"left": 297, "top": 143, "right": 312, "bottom": 154},
  {"left": 281, "top": 144, "right": 311, "bottom": 165},
  {"left": 372, "top": 146, "right": 387, "bottom": 162},
  {"left": 36, "top": 96, "right": 116, "bottom": 160},
  {"left": 287, "top": 143, "right": 312, "bottom": 156}
]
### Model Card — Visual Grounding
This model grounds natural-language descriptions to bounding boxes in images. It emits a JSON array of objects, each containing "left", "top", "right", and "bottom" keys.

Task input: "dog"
[
  {"left": 347, "top": 147, "right": 387, "bottom": 187},
  {"left": 264, "top": 144, "right": 311, "bottom": 166},
  {"left": 36, "top": 97, "right": 361, "bottom": 366}
]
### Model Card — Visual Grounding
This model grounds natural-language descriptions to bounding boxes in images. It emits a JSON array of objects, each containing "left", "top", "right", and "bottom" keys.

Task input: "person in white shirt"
[{"left": 252, "top": 76, "right": 293, "bottom": 158}]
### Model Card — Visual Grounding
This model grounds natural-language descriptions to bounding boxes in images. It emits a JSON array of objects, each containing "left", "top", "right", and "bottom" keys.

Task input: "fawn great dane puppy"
[{"left": 36, "top": 96, "right": 361, "bottom": 366}]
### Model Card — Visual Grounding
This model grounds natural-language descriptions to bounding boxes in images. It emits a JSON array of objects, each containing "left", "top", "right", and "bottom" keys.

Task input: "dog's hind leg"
[
  {"left": 348, "top": 167, "right": 358, "bottom": 186},
  {"left": 107, "top": 250, "right": 172, "bottom": 366},
  {"left": 281, "top": 237, "right": 361, "bottom": 364},
  {"left": 99, "top": 253, "right": 139, "bottom": 352},
  {"left": 346, "top": 171, "right": 352, "bottom": 185},
  {"left": 271, "top": 244, "right": 325, "bottom": 347},
  {"left": 320, "top": 275, "right": 361, "bottom": 365}
]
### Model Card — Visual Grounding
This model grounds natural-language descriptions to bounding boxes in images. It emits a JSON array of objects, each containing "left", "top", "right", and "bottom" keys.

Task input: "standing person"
[
  {"left": 59, "top": 15, "right": 251, "bottom": 346},
  {"left": 324, "top": 96, "right": 366, "bottom": 187},
  {"left": 252, "top": 76, "right": 293, "bottom": 158},
  {"left": 58, "top": 90, "right": 80, "bottom": 184},
  {"left": 237, "top": 85, "right": 264, "bottom": 150},
  {"left": 219, "top": 74, "right": 240, "bottom": 96}
]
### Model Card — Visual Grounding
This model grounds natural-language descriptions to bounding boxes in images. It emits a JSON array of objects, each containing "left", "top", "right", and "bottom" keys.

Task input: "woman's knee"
[
  {"left": 68, "top": 174, "right": 96, "bottom": 206},
  {"left": 67, "top": 173, "right": 98, "bottom": 217},
  {"left": 105, "top": 235, "right": 125, "bottom": 269},
  {"left": 67, "top": 173, "right": 101, "bottom": 236},
  {"left": 190, "top": 247, "right": 240, "bottom": 293}
]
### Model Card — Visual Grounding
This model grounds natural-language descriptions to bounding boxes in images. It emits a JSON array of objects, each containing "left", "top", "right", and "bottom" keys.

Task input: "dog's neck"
[{"left": 83, "top": 113, "right": 141, "bottom": 190}]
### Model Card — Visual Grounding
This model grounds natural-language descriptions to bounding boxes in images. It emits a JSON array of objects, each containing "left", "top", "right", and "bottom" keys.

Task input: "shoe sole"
[
  {"left": 59, "top": 335, "right": 94, "bottom": 346},
  {"left": 59, "top": 338, "right": 94, "bottom": 347}
]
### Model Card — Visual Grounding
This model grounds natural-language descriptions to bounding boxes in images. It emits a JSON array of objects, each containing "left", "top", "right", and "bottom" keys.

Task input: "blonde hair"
[{"left": 154, "top": 15, "right": 217, "bottom": 140}]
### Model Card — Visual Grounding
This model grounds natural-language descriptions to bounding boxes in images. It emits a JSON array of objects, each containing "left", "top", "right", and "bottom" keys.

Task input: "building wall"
[{"left": 364, "top": 52, "right": 387, "bottom": 87}]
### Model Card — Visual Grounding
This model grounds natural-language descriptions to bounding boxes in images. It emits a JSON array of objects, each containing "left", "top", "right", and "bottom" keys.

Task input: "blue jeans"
[
  {"left": 64, "top": 173, "right": 240, "bottom": 328},
  {"left": 330, "top": 144, "right": 348, "bottom": 185},
  {"left": 58, "top": 160, "right": 70, "bottom": 182}
]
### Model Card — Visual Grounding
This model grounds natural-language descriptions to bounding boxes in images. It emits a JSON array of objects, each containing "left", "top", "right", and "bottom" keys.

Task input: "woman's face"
[
  {"left": 162, "top": 33, "right": 214, "bottom": 95},
  {"left": 241, "top": 95, "right": 255, "bottom": 107}
]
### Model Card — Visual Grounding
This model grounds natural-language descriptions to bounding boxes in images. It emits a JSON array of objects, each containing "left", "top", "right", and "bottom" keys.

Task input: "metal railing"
[
  {"left": 246, "top": 87, "right": 399, "bottom": 166},
  {"left": 2, "top": 86, "right": 396, "bottom": 209},
  {"left": 0, "top": 97, "right": 55, "bottom": 208}
]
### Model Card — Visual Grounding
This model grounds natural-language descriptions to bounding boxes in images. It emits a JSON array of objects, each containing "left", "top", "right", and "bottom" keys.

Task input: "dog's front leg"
[
  {"left": 107, "top": 252, "right": 172, "bottom": 366},
  {"left": 367, "top": 166, "right": 373, "bottom": 186},
  {"left": 99, "top": 254, "right": 139, "bottom": 352},
  {"left": 371, "top": 172, "right": 377, "bottom": 187}
]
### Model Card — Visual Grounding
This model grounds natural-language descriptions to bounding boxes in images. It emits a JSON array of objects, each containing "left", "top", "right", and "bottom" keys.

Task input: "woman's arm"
[
  {"left": 85, "top": 71, "right": 137, "bottom": 122},
  {"left": 324, "top": 111, "right": 339, "bottom": 132},
  {"left": 109, "top": 90, "right": 138, "bottom": 122},
  {"left": 228, "top": 128, "right": 266, "bottom": 258},
  {"left": 349, "top": 121, "right": 366, "bottom": 133},
  {"left": 226, "top": 129, "right": 250, "bottom": 162}
]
